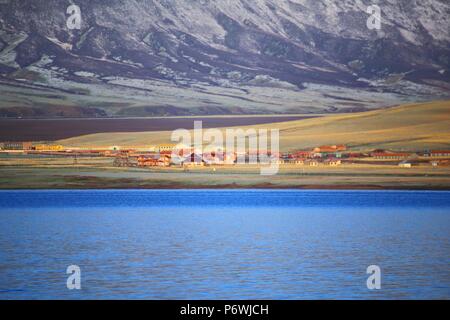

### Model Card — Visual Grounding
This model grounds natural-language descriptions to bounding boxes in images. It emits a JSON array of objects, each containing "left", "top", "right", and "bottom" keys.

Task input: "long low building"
[
  {"left": 425, "top": 151, "right": 450, "bottom": 158},
  {"left": 0, "top": 141, "right": 33, "bottom": 150},
  {"left": 371, "top": 152, "right": 412, "bottom": 160},
  {"left": 313, "top": 145, "right": 347, "bottom": 153},
  {"left": 34, "top": 144, "right": 64, "bottom": 151},
  {"left": 137, "top": 155, "right": 171, "bottom": 167}
]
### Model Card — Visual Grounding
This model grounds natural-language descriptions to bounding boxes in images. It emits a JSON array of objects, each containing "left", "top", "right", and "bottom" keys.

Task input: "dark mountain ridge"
[{"left": 0, "top": 0, "right": 449, "bottom": 117}]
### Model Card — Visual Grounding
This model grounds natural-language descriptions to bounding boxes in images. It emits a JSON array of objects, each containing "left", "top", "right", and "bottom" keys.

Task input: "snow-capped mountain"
[{"left": 0, "top": 0, "right": 449, "bottom": 117}]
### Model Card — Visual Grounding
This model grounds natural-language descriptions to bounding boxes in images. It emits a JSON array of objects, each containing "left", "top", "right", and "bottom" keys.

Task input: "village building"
[
  {"left": 313, "top": 152, "right": 324, "bottom": 158},
  {"left": 203, "top": 151, "right": 235, "bottom": 166},
  {"left": 159, "top": 150, "right": 174, "bottom": 157},
  {"left": 223, "top": 152, "right": 236, "bottom": 165},
  {"left": 34, "top": 144, "right": 64, "bottom": 151},
  {"left": 427, "top": 151, "right": 450, "bottom": 158},
  {"left": 285, "top": 159, "right": 305, "bottom": 165},
  {"left": 274, "top": 159, "right": 285, "bottom": 165},
  {"left": 306, "top": 159, "right": 319, "bottom": 167},
  {"left": 346, "top": 152, "right": 365, "bottom": 159},
  {"left": 113, "top": 155, "right": 137, "bottom": 167},
  {"left": 0, "top": 141, "right": 33, "bottom": 150},
  {"left": 158, "top": 154, "right": 172, "bottom": 167},
  {"left": 202, "top": 153, "right": 221, "bottom": 165},
  {"left": 325, "top": 159, "right": 342, "bottom": 166},
  {"left": 137, "top": 154, "right": 171, "bottom": 167},
  {"left": 197, "top": 151, "right": 234, "bottom": 166},
  {"left": 430, "top": 160, "right": 450, "bottom": 167},
  {"left": 246, "top": 152, "right": 277, "bottom": 165},
  {"left": 398, "top": 162, "right": 412, "bottom": 168},
  {"left": 372, "top": 152, "right": 411, "bottom": 160},
  {"left": 293, "top": 151, "right": 314, "bottom": 159},
  {"left": 182, "top": 153, "right": 205, "bottom": 166},
  {"left": 430, "top": 161, "right": 439, "bottom": 167},
  {"left": 137, "top": 156, "right": 157, "bottom": 167},
  {"left": 313, "top": 145, "right": 347, "bottom": 153},
  {"left": 157, "top": 144, "right": 178, "bottom": 153}
]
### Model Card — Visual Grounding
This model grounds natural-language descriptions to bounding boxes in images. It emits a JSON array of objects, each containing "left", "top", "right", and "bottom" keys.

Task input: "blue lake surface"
[{"left": 0, "top": 190, "right": 449, "bottom": 299}]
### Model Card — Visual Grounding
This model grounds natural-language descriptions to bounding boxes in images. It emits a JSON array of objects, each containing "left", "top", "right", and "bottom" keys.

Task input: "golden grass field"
[
  {"left": 59, "top": 100, "right": 450, "bottom": 151},
  {"left": 1, "top": 158, "right": 450, "bottom": 190}
]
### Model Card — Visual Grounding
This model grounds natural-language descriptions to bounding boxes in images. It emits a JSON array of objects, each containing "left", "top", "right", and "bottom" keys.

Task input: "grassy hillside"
[{"left": 60, "top": 100, "right": 450, "bottom": 151}]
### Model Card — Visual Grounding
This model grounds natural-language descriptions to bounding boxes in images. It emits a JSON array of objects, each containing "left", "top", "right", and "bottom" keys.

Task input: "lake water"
[{"left": 0, "top": 190, "right": 449, "bottom": 300}]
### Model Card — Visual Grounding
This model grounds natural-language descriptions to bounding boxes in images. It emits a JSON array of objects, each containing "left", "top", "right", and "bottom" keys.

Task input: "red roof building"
[
  {"left": 293, "top": 151, "right": 314, "bottom": 159},
  {"left": 313, "top": 145, "right": 347, "bottom": 153}
]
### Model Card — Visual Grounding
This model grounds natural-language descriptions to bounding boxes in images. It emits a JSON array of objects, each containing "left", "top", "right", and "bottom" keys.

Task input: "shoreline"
[
  {"left": 1, "top": 184, "right": 450, "bottom": 191},
  {"left": 1, "top": 164, "right": 450, "bottom": 191}
]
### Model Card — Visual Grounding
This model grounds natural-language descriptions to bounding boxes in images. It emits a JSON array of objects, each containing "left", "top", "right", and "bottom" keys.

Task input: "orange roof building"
[{"left": 313, "top": 145, "right": 347, "bottom": 153}]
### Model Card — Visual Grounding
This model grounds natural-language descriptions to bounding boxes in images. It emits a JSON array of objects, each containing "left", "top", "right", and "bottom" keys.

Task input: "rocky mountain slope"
[{"left": 0, "top": 0, "right": 449, "bottom": 117}]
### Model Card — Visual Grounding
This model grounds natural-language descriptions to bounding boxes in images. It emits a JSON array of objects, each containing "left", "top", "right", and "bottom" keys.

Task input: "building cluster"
[
  {"left": 100, "top": 144, "right": 450, "bottom": 168},
  {"left": 0, "top": 142, "right": 63, "bottom": 152},
  {"left": 1, "top": 141, "right": 450, "bottom": 168}
]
